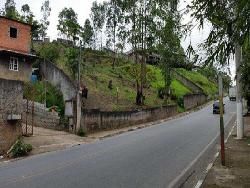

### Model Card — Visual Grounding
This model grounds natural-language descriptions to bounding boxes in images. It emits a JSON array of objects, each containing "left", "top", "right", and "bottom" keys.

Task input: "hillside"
[
  {"left": 33, "top": 42, "right": 217, "bottom": 111},
  {"left": 176, "top": 68, "right": 218, "bottom": 96}
]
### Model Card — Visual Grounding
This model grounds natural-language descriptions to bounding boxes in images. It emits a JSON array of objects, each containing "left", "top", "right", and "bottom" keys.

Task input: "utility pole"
[
  {"left": 235, "top": 43, "right": 244, "bottom": 139},
  {"left": 76, "top": 40, "right": 82, "bottom": 133},
  {"left": 219, "top": 75, "right": 225, "bottom": 166}
]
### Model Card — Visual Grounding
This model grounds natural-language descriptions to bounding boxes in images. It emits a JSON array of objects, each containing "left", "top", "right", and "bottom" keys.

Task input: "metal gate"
[{"left": 22, "top": 99, "right": 34, "bottom": 136}]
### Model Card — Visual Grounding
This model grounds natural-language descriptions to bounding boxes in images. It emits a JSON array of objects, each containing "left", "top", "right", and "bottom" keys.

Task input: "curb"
[{"left": 93, "top": 101, "right": 213, "bottom": 140}]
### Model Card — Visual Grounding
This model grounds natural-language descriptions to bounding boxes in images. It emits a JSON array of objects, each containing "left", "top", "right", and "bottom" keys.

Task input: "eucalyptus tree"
[
  {"left": 57, "top": 8, "right": 80, "bottom": 43},
  {"left": 20, "top": 4, "right": 34, "bottom": 24},
  {"left": 152, "top": 0, "right": 185, "bottom": 99},
  {"left": 19, "top": 4, "right": 42, "bottom": 41},
  {"left": 190, "top": 0, "right": 250, "bottom": 65},
  {"left": 90, "top": 1, "right": 107, "bottom": 49},
  {"left": 40, "top": 0, "right": 51, "bottom": 40},
  {"left": 4, "top": 0, "right": 19, "bottom": 19},
  {"left": 82, "top": 19, "right": 94, "bottom": 48},
  {"left": 106, "top": 0, "right": 123, "bottom": 68}
]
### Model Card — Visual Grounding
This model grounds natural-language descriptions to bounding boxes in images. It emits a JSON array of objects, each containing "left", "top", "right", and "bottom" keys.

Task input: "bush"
[
  {"left": 11, "top": 139, "right": 33, "bottom": 158},
  {"left": 77, "top": 128, "right": 87, "bottom": 137},
  {"left": 177, "top": 97, "right": 184, "bottom": 108}
]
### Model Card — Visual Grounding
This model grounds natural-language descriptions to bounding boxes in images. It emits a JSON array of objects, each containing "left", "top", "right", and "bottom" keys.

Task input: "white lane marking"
[
  {"left": 206, "top": 163, "right": 213, "bottom": 173},
  {"left": 167, "top": 113, "right": 235, "bottom": 188},
  {"left": 214, "top": 152, "right": 219, "bottom": 159},
  {"left": 225, "top": 124, "right": 236, "bottom": 143},
  {"left": 194, "top": 180, "right": 203, "bottom": 188}
]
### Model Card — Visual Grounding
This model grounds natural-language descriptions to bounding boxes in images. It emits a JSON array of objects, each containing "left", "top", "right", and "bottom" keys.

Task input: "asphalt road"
[{"left": 0, "top": 98, "right": 236, "bottom": 188}]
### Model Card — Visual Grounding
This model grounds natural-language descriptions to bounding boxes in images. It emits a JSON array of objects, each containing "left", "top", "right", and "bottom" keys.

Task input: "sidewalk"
[
  {"left": 23, "top": 127, "right": 96, "bottom": 155},
  {"left": 202, "top": 116, "right": 250, "bottom": 187}
]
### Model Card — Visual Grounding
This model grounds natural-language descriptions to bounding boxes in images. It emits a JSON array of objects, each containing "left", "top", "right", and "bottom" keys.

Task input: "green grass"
[
  {"left": 83, "top": 62, "right": 192, "bottom": 110},
  {"left": 34, "top": 43, "right": 207, "bottom": 110},
  {"left": 171, "top": 79, "right": 192, "bottom": 98},
  {"left": 176, "top": 68, "right": 218, "bottom": 95}
]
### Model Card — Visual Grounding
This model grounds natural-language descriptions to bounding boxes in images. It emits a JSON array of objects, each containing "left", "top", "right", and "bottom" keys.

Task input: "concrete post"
[
  {"left": 76, "top": 92, "right": 81, "bottom": 132},
  {"left": 219, "top": 75, "right": 225, "bottom": 166},
  {"left": 235, "top": 43, "right": 244, "bottom": 139},
  {"left": 76, "top": 40, "right": 82, "bottom": 133}
]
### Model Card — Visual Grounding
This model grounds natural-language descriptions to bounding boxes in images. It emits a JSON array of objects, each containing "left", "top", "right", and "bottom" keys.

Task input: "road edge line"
[{"left": 167, "top": 113, "right": 236, "bottom": 188}]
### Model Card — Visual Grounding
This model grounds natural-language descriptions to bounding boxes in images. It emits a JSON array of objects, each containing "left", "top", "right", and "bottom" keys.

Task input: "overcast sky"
[{"left": 0, "top": 0, "right": 235, "bottom": 79}]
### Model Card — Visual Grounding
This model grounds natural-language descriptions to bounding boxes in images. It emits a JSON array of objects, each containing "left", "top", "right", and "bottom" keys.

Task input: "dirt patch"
[
  {"left": 202, "top": 116, "right": 250, "bottom": 188},
  {"left": 22, "top": 127, "right": 96, "bottom": 155}
]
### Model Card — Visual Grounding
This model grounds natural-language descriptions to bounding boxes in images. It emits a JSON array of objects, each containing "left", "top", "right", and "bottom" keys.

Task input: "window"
[
  {"left": 9, "top": 57, "right": 18, "bottom": 71},
  {"left": 9, "top": 27, "right": 18, "bottom": 38}
]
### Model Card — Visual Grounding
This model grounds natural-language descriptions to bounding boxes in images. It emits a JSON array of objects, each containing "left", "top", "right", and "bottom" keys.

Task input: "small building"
[{"left": 0, "top": 16, "right": 36, "bottom": 154}]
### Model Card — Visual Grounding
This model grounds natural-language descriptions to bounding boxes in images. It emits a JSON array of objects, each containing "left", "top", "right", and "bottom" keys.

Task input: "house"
[{"left": 0, "top": 16, "right": 36, "bottom": 154}]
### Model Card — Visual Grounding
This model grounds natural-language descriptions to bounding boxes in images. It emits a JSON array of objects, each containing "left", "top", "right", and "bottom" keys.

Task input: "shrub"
[
  {"left": 11, "top": 139, "right": 33, "bottom": 158},
  {"left": 77, "top": 128, "right": 87, "bottom": 137}
]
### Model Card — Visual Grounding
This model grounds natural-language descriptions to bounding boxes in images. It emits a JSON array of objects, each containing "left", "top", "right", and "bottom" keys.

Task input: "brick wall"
[
  {"left": 22, "top": 100, "right": 61, "bottom": 130},
  {"left": 81, "top": 105, "right": 177, "bottom": 133},
  {"left": 183, "top": 94, "right": 207, "bottom": 110},
  {"left": 0, "top": 78, "right": 23, "bottom": 154},
  {"left": 0, "top": 17, "right": 31, "bottom": 54}
]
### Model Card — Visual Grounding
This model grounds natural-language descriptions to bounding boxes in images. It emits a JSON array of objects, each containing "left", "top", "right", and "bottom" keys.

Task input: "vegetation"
[
  {"left": 0, "top": 0, "right": 233, "bottom": 111},
  {"left": 176, "top": 68, "right": 217, "bottom": 95},
  {"left": 24, "top": 81, "right": 65, "bottom": 118},
  {"left": 77, "top": 128, "right": 87, "bottom": 137},
  {"left": 11, "top": 139, "right": 32, "bottom": 158},
  {"left": 190, "top": 0, "right": 250, "bottom": 72}
]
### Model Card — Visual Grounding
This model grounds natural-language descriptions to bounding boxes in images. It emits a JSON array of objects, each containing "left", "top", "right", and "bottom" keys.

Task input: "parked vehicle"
[
  {"left": 229, "top": 87, "right": 236, "bottom": 101},
  {"left": 213, "top": 101, "right": 225, "bottom": 114}
]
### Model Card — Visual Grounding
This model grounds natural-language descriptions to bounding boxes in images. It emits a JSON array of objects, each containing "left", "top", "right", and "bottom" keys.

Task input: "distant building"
[
  {"left": 57, "top": 38, "right": 73, "bottom": 46},
  {"left": 0, "top": 16, "right": 36, "bottom": 154}
]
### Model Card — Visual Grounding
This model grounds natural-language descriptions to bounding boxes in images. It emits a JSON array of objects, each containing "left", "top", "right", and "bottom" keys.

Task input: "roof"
[
  {"left": 0, "top": 16, "right": 32, "bottom": 27},
  {"left": 0, "top": 49, "right": 37, "bottom": 61}
]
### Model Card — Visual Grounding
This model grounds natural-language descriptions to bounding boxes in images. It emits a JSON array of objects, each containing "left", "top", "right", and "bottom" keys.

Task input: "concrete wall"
[
  {"left": 183, "top": 94, "right": 207, "bottom": 110},
  {"left": 0, "top": 17, "right": 31, "bottom": 54},
  {"left": 39, "top": 60, "right": 77, "bottom": 101},
  {"left": 22, "top": 100, "right": 60, "bottom": 130},
  {"left": 174, "top": 71, "right": 203, "bottom": 94},
  {"left": 81, "top": 105, "right": 177, "bottom": 133},
  {"left": 0, "top": 78, "right": 23, "bottom": 154},
  {"left": 0, "top": 56, "right": 32, "bottom": 82}
]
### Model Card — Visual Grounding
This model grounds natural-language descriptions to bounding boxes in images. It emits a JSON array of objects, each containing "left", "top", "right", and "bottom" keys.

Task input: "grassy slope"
[
  {"left": 176, "top": 68, "right": 218, "bottom": 95},
  {"left": 34, "top": 43, "right": 215, "bottom": 111},
  {"left": 81, "top": 60, "right": 192, "bottom": 111}
]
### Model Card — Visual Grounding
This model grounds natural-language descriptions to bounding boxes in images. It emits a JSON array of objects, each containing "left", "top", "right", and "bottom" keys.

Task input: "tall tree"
[
  {"left": 190, "top": 0, "right": 250, "bottom": 65},
  {"left": 90, "top": 1, "right": 107, "bottom": 49},
  {"left": 57, "top": 8, "right": 80, "bottom": 43},
  {"left": 106, "top": 0, "right": 122, "bottom": 68},
  {"left": 4, "top": 0, "right": 19, "bottom": 19},
  {"left": 20, "top": 4, "right": 34, "bottom": 24},
  {"left": 40, "top": 0, "right": 51, "bottom": 40},
  {"left": 153, "top": 0, "right": 184, "bottom": 99},
  {"left": 81, "top": 19, "right": 94, "bottom": 48}
]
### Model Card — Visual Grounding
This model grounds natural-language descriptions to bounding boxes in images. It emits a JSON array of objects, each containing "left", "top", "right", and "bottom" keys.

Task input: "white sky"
[{"left": 0, "top": 0, "right": 235, "bottom": 79}]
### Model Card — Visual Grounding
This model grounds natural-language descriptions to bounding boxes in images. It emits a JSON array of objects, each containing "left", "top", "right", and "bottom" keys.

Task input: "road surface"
[{"left": 0, "top": 99, "right": 236, "bottom": 188}]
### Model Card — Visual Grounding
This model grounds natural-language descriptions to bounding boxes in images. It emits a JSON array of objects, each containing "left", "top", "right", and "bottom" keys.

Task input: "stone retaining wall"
[
  {"left": 0, "top": 79, "right": 23, "bottom": 154},
  {"left": 183, "top": 94, "right": 207, "bottom": 110},
  {"left": 81, "top": 105, "right": 177, "bottom": 133},
  {"left": 22, "top": 100, "right": 60, "bottom": 130}
]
